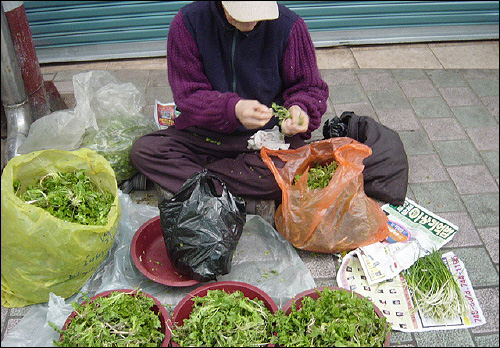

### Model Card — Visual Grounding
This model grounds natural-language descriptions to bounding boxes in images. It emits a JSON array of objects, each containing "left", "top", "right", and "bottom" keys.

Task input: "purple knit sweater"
[{"left": 166, "top": 2, "right": 329, "bottom": 139}]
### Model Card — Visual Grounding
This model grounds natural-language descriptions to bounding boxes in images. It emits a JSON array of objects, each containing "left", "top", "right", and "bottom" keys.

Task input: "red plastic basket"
[
  {"left": 282, "top": 286, "right": 391, "bottom": 347},
  {"left": 171, "top": 281, "right": 279, "bottom": 346},
  {"left": 60, "top": 289, "right": 172, "bottom": 347}
]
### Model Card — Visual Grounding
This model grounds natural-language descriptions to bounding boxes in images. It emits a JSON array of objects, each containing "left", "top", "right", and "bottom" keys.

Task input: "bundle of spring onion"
[{"left": 402, "top": 250, "right": 468, "bottom": 322}]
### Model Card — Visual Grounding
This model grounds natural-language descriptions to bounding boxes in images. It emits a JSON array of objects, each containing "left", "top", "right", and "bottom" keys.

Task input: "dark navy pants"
[{"left": 130, "top": 126, "right": 306, "bottom": 200}]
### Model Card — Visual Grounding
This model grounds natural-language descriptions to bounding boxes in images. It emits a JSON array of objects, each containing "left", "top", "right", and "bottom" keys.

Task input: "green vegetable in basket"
[
  {"left": 271, "top": 287, "right": 390, "bottom": 347},
  {"left": 293, "top": 161, "right": 338, "bottom": 189},
  {"left": 49, "top": 290, "right": 165, "bottom": 347},
  {"left": 402, "top": 249, "right": 468, "bottom": 322},
  {"left": 170, "top": 289, "right": 274, "bottom": 347},
  {"left": 14, "top": 170, "right": 114, "bottom": 226},
  {"left": 81, "top": 115, "right": 156, "bottom": 183}
]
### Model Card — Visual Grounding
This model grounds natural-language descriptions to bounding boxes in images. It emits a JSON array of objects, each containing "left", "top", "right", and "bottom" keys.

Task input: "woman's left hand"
[{"left": 281, "top": 105, "right": 309, "bottom": 137}]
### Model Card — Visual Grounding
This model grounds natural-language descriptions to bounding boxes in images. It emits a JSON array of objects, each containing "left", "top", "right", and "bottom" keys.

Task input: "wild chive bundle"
[
  {"left": 402, "top": 250, "right": 468, "bottom": 322},
  {"left": 13, "top": 170, "right": 114, "bottom": 226}
]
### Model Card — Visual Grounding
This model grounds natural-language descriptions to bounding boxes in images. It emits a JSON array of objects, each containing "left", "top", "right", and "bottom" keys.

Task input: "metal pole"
[{"left": 1, "top": 4, "right": 32, "bottom": 162}]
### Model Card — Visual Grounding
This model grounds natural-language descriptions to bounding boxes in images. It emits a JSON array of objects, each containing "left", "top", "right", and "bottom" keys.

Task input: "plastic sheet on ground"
[{"left": 1, "top": 191, "right": 316, "bottom": 347}]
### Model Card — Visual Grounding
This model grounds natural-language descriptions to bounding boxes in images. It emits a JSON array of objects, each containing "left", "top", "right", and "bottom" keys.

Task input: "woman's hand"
[
  {"left": 281, "top": 105, "right": 309, "bottom": 136},
  {"left": 235, "top": 99, "right": 273, "bottom": 129}
]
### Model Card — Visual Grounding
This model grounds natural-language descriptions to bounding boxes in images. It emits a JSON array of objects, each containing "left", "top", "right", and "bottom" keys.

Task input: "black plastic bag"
[
  {"left": 323, "top": 111, "right": 409, "bottom": 205},
  {"left": 158, "top": 170, "right": 246, "bottom": 281}
]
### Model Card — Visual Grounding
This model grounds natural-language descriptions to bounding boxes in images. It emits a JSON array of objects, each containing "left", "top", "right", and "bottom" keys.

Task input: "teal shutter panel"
[{"left": 22, "top": 1, "right": 499, "bottom": 63}]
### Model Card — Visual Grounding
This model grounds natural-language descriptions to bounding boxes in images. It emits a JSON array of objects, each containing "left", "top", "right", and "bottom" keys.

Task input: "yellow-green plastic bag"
[{"left": 1, "top": 148, "right": 120, "bottom": 308}]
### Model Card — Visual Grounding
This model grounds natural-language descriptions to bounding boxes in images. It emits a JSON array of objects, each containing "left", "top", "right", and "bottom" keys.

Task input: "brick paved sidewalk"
[{"left": 2, "top": 42, "right": 499, "bottom": 346}]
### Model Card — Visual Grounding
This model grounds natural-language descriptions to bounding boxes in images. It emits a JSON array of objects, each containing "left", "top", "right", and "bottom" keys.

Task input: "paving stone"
[
  {"left": 329, "top": 84, "right": 367, "bottom": 104},
  {"left": 480, "top": 151, "right": 499, "bottom": 178},
  {"left": 451, "top": 105, "right": 497, "bottom": 127},
  {"left": 333, "top": 102, "right": 377, "bottom": 119},
  {"left": 367, "top": 90, "right": 410, "bottom": 110},
  {"left": 461, "top": 69, "right": 499, "bottom": 79},
  {"left": 109, "top": 69, "right": 149, "bottom": 87},
  {"left": 426, "top": 69, "right": 467, "bottom": 87},
  {"left": 389, "top": 330, "right": 414, "bottom": 346},
  {"left": 420, "top": 118, "right": 467, "bottom": 141},
  {"left": 398, "top": 130, "right": 435, "bottom": 155},
  {"left": 480, "top": 95, "right": 499, "bottom": 121},
  {"left": 407, "top": 154, "right": 448, "bottom": 183},
  {"left": 451, "top": 247, "right": 499, "bottom": 288},
  {"left": 439, "top": 86, "right": 481, "bottom": 106},
  {"left": 144, "top": 86, "right": 174, "bottom": 106},
  {"left": 477, "top": 226, "right": 499, "bottom": 263},
  {"left": 439, "top": 211, "right": 482, "bottom": 248},
  {"left": 399, "top": 79, "right": 439, "bottom": 98},
  {"left": 474, "top": 334, "right": 500, "bottom": 347},
  {"left": 433, "top": 140, "right": 482, "bottom": 166},
  {"left": 462, "top": 193, "right": 500, "bottom": 227},
  {"left": 413, "top": 328, "right": 474, "bottom": 347},
  {"left": 447, "top": 165, "right": 498, "bottom": 194},
  {"left": 357, "top": 71, "right": 399, "bottom": 91},
  {"left": 467, "top": 78, "right": 500, "bottom": 97},
  {"left": 319, "top": 69, "right": 358, "bottom": 86},
  {"left": 409, "top": 97, "right": 453, "bottom": 118},
  {"left": 391, "top": 68, "right": 428, "bottom": 80},
  {"left": 376, "top": 108, "right": 420, "bottom": 131},
  {"left": 409, "top": 182, "right": 464, "bottom": 213},
  {"left": 296, "top": 250, "right": 337, "bottom": 279},
  {"left": 466, "top": 126, "right": 499, "bottom": 151}
]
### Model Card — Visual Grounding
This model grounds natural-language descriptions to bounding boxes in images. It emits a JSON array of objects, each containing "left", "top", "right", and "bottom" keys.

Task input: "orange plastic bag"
[{"left": 261, "top": 138, "right": 390, "bottom": 253}]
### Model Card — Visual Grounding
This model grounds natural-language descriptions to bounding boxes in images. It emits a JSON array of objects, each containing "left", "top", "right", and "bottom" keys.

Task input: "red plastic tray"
[
  {"left": 60, "top": 289, "right": 172, "bottom": 347},
  {"left": 171, "top": 281, "right": 279, "bottom": 347},
  {"left": 130, "top": 216, "right": 200, "bottom": 287},
  {"left": 282, "top": 286, "right": 391, "bottom": 347}
]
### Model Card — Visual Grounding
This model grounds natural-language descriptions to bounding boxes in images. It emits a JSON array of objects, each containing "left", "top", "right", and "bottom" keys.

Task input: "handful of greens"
[
  {"left": 272, "top": 287, "right": 390, "bottom": 347},
  {"left": 272, "top": 102, "right": 304, "bottom": 127},
  {"left": 294, "top": 161, "right": 338, "bottom": 189},
  {"left": 49, "top": 290, "right": 165, "bottom": 347},
  {"left": 13, "top": 170, "right": 114, "bottom": 226},
  {"left": 170, "top": 289, "right": 274, "bottom": 347}
]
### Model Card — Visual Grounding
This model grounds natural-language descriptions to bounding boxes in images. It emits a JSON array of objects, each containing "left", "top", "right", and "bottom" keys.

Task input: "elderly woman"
[{"left": 130, "top": 1, "right": 328, "bottom": 215}]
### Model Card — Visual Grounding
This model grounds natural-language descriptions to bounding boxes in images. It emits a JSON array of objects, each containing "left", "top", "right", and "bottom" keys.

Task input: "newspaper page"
[
  {"left": 154, "top": 100, "right": 179, "bottom": 130},
  {"left": 336, "top": 251, "right": 486, "bottom": 332},
  {"left": 354, "top": 198, "right": 458, "bottom": 285}
]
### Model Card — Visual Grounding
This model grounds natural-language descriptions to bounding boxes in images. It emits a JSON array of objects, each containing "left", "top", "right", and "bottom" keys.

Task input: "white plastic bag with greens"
[{"left": 18, "top": 71, "right": 156, "bottom": 183}]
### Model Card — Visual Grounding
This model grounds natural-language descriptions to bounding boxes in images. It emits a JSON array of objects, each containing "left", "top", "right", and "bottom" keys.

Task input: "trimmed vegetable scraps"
[
  {"left": 49, "top": 290, "right": 165, "bottom": 347},
  {"left": 402, "top": 249, "right": 468, "bottom": 322},
  {"left": 170, "top": 289, "right": 274, "bottom": 347},
  {"left": 272, "top": 287, "right": 391, "bottom": 347},
  {"left": 13, "top": 170, "right": 114, "bottom": 225}
]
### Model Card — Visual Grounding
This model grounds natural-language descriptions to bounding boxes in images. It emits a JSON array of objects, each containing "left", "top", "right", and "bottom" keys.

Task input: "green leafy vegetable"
[
  {"left": 402, "top": 249, "right": 468, "bottom": 321},
  {"left": 49, "top": 290, "right": 165, "bottom": 347},
  {"left": 272, "top": 102, "right": 303, "bottom": 127},
  {"left": 272, "top": 287, "right": 390, "bottom": 347},
  {"left": 294, "top": 161, "right": 338, "bottom": 189},
  {"left": 170, "top": 289, "right": 274, "bottom": 347},
  {"left": 13, "top": 170, "right": 114, "bottom": 225}
]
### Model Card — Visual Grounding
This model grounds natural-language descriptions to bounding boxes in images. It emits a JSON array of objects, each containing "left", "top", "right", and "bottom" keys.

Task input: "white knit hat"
[{"left": 221, "top": 1, "right": 278, "bottom": 22}]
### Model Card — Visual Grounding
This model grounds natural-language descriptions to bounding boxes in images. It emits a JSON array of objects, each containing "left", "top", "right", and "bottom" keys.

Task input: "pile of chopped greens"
[
  {"left": 402, "top": 250, "right": 468, "bottom": 322},
  {"left": 170, "top": 289, "right": 274, "bottom": 347},
  {"left": 13, "top": 170, "right": 114, "bottom": 225},
  {"left": 294, "top": 161, "right": 338, "bottom": 189},
  {"left": 272, "top": 287, "right": 390, "bottom": 347},
  {"left": 49, "top": 290, "right": 165, "bottom": 347}
]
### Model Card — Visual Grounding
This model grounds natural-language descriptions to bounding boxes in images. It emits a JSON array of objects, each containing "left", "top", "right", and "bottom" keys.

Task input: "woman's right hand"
[{"left": 235, "top": 99, "right": 273, "bottom": 129}]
